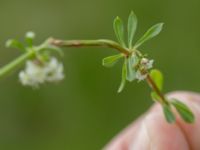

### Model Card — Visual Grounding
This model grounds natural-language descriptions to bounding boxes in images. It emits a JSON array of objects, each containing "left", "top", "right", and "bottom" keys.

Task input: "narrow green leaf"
[
  {"left": 118, "top": 59, "right": 127, "bottom": 93},
  {"left": 163, "top": 104, "right": 176, "bottom": 123},
  {"left": 25, "top": 31, "right": 35, "bottom": 47},
  {"left": 102, "top": 54, "right": 123, "bottom": 68},
  {"left": 128, "top": 11, "right": 137, "bottom": 48},
  {"left": 126, "top": 55, "right": 138, "bottom": 82},
  {"left": 149, "top": 69, "right": 163, "bottom": 91},
  {"left": 171, "top": 99, "right": 195, "bottom": 123},
  {"left": 5, "top": 39, "right": 25, "bottom": 51},
  {"left": 113, "top": 16, "right": 126, "bottom": 47},
  {"left": 134, "top": 23, "right": 164, "bottom": 49}
]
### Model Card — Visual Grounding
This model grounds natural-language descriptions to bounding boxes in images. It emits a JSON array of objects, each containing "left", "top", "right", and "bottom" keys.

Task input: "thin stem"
[
  {"left": 0, "top": 39, "right": 130, "bottom": 79},
  {"left": 0, "top": 50, "right": 35, "bottom": 78},
  {"left": 49, "top": 39, "right": 130, "bottom": 56},
  {"left": 146, "top": 74, "right": 168, "bottom": 105}
]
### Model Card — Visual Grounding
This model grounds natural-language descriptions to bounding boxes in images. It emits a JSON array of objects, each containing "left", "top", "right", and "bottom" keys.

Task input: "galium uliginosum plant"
[{"left": 0, "top": 11, "right": 195, "bottom": 124}]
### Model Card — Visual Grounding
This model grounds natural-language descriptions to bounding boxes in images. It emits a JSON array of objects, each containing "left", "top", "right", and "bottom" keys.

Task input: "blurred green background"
[{"left": 0, "top": 0, "right": 200, "bottom": 149}]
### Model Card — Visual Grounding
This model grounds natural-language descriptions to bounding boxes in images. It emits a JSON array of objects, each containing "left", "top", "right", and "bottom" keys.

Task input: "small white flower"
[
  {"left": 146, "top": 59, "right": 154, "bottom": 69},
  {"left": 140, "top": 58, "right": 154, "bottom": 69},
  {"left": 44, "top": 57, "right": 65, "bottom": 82},
  {"left": 135, "top": 58, "right": 154, "bottom": 81},
  {"left": 135, "top": 71, "right": 147, "bottom": 81},
  {"left": 19, "top": 61, "right": 46, "bottom": 87},
  {"left": 19, "top": 57, "right": 64, "bottom": 87},
  {"left": 140, "top": 58, "right": 149, "bottom": 64}
]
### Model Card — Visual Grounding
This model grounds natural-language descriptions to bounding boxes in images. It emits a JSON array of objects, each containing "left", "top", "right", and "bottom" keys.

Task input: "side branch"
[
  {"left": 0, "top": 38, "right": 130, "bottom": 79},
  {"left": 49, "top": 39, "right": 130, "bottom": 56}
]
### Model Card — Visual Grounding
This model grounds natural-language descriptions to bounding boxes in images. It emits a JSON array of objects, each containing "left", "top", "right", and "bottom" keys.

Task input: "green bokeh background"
[{"left": 0, "top": 0, "right": 199, "bottom": 149}]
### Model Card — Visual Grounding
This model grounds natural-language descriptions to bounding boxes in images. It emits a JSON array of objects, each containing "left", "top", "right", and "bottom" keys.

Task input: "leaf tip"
[
  {"left": 114, "top": 16, "right": 120, "bottom": 21},
  {"left": 129, "top": 11, "right": 134, "bottom": 16},
  {"left": 5, "top": 39, "right": 13, "bottom": 48},
  {"left": 25, "top": 31, "right": 35, "bottom": 39},
  {"left": 157, "top": 22, "right": 164, "bottom": 30},
  {"left": 117, "top": 89, "right": 122, "bottom": 93}
]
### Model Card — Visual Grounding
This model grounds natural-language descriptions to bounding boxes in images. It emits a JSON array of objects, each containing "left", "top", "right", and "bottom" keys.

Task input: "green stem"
[
  {"left": 0, "top": 39, "right": 130, "bottom": 79},
  {"left": 146, "top": 74, "right": 168, "bottom": 105},
  {"left": 49, "top": 38, "right": 130, "bottom": 55},
  {"left": 0, "top": 50, "right": 35, "bottom": 78}
]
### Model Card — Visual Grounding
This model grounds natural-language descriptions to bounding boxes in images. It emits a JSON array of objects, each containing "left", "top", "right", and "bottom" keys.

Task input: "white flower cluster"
[
  {"left": 136, "top": 58, "right": 154, "bottom": 81},
  {"left": 19, "top": 57, "right": 64, "bottom": 87}
]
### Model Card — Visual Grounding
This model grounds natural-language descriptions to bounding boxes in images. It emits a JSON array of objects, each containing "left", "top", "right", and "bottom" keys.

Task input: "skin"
[{"left": 104, "top": 91, "right": 200, "bottom": 150}]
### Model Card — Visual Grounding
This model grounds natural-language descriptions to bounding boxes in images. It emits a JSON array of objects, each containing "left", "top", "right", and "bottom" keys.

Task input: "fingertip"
[
  {"left": 166, "top": 91, "right": 200, "bottom": 150},
  {"left": 137, "top": 109, "right": 190, "bottom": 150},
  {"left": 103, "top": 117, "right": 143, "bottom": 150},
  {"left": 129, "top": 119, "right": 151, "bottom": 150},
  {"left": 105, "top": 91, "right": 200, "bottom": 150},
  {"left": 130, "top": 106, "right": 189, "bottom": 150}
]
